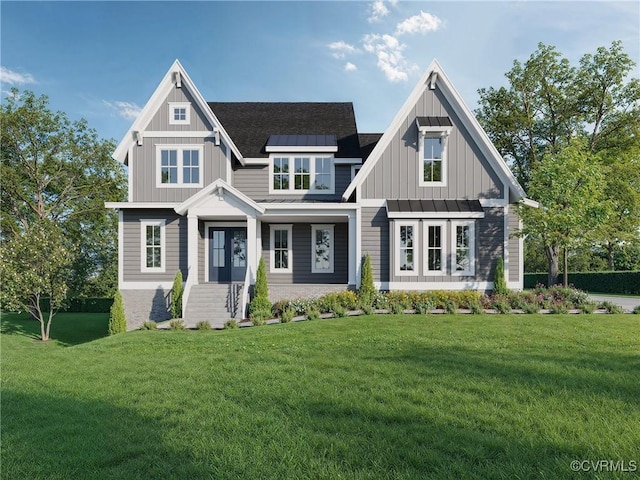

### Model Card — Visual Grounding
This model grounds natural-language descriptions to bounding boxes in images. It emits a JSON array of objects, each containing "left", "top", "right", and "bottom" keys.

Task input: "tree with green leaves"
[
  {"left": 108, "top": 291, "right": 127, "bottom": 335},
  {"left": 358, "top": 254, "right": 376, "bottom": 307},
  {"left": 0, "top": 89, "right": 127, "bottom": 296},
  {"left": 517, "top": 141, "right": 609, "bottom": 286},
  {"left": 171, "top": 270, "right": 184, "bottom": 319},
  {"left": 0, "top": 220, "right": 73, "bottom": 341},
  {"left": 493, "top": 258, "right": 508, "bottom": 295}
]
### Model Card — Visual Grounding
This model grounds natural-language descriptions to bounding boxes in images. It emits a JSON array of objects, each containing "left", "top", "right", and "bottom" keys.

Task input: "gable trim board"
[{"left": 343, "top": 59, "right": 531, "bottom": 206}]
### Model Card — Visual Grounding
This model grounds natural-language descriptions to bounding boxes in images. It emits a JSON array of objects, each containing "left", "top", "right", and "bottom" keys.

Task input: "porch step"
[{"left": 183, "top": 283, "right": 244, "bottom": 329}]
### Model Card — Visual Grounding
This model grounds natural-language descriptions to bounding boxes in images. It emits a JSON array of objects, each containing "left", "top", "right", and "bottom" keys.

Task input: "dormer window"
[
  {"left": 416, "top": 117, "right": 452, "bottom": 187},
  {"left": 169, "top": 102, "right": 191, "bottom": 125}
]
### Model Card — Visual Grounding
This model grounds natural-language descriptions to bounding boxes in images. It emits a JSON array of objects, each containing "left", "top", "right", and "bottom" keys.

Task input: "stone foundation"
[
  {"left": 121, "top": 289, "right": 171, "bottom": 330},
  {"left": 267, "top": 284, "right": 354, "bottom": 303}
]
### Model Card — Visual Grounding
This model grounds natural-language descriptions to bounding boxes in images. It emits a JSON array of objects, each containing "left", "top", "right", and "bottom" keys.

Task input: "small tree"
[
  {"left": 249, "top": 258, "right": 271, "bottom": 323},
  {"left": 493, "top": 258, "right": 508, "bottom": 295},
  {"left": 108, "top": 291, "right": 127, "bottom": 335},
  {"left": 0, "top": 220, "right": 72, "bottom": 341},
  {"left": 358, "top": 254, "right": 376, "bottom": 307},
  {"left": 254, "top": 257, "right": 268, "bottom": 299},
  {"left": 170, "top": 270, "right": 183, "bottom": 318}
]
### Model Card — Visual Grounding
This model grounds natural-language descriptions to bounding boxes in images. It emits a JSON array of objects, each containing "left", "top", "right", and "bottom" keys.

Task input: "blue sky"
[{"left": 2, "top": 1, "right": 639, "bottom": 143}]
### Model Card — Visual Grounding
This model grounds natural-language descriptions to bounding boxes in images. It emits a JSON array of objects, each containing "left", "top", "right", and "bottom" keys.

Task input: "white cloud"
[
  {"left": 344, "top": 62, "right": 358, "bottom": 72},
  {"left": 363, "top": 33, "right": 415, "bottom": 82},
  {"left": 328, "top": 41, "right": 360, "bottom": 59},
  {"left": 103, "top": 100, "right": 142, "bottom": 120},
  {"left": 368, "top": 0, "right": 390, "bottom": 23},
  {"left": 0, "top": 66, "right": 36, "bottom": 85},
  {"left": 396, "top": 11, "right": 443, "bottom": 36}
]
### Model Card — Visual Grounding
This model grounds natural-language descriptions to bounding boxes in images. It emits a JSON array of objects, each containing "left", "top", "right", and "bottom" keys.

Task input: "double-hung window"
[
  {"left": 168, "top": 102, "right": 190, "bottom": 125},
  {"left": 311, "top": 225, "right": 334, "bottom": 273},
  {"left": 156, "top": 145, "right": 203, "bottom": 187},
  {"left": 423, "top": 137, "right": 443, "bottom": 183},
  {"left": 141, "top": 220, "right": 165, "bottom": 273},
  {"left": 270, "top": 155, "right": 334, "bottom": 194},
  {"left": 270, "top": 225, "right": 292, "bottom": 273},
  {"left": 395, "top": 221, "right": 419, "bottom": 276},
  {"left": 423, "top": 221, "right": 446, "bottom": 275},
  {"left": 452, "top": 221, "right": 475, "bottom": 276},
  {"left": 417, "top": 118, "right": 452, "bottom": 187}
]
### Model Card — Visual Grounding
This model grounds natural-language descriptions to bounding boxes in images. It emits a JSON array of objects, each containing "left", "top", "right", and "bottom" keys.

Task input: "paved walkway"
[{"left": 588, "top": 295, "right": 640, "bottom": 313}]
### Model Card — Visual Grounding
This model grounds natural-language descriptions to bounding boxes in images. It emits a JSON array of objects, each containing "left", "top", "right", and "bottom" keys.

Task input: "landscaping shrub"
[
  {"left": 107, "top": 291, "right": 126, "bottom": 335},
  {"left": 389, "top": 301, "right": 405, "bottom": 315},
  {"left": 468, "top": 299, "right": 484, "bottom": 315},
  {"left": 196, "top": 321, "right": 211, "bottom": 330},
  {"left": 169, "top": 319, "right": 186, "bottom": 330},
  {"left": 414, "top": 299, "right": 434, "bottom": 315},
  {"left": 523, "top": 303, "right": 539, "bottom": 314},
  {"left": 250, "top": 258, "right": 271, "bottom": 322},
  {"left": 358, "top": 254, "right": 376, "bottom": 307},
  {"left": 444, "top": 299, "right": 458, "bottom": 314},
  {"left": 549, "top": 301, "right": 570, "bottom": 314},
  {"left": 492, "top": 295, "right": 511, "bottom": 314},
  {"left": 632, "top": 305, "right": 640, "bottom": 315},
  {"left": 254, "top": 257, "right": 268, "bottom": 299},
  {"left": 580, "top": 301, "right": 597, "bottom": 314},
  {"left": 493, "top": 258, "right": 508, "bottom": 295},
  {"left": 140, "top": 321, "right": 157, "bottom": 330},
  {"left": 170, "top": 270, "right": 183, "bottom": 319},
  {"left": 224, "top": 319, "right": 239, "bottom": 329},
  {"left": 361, "top": 304, "right": 374, "bottom": 315},
  {"left": 305, "top": 306, "right": 321, "bottom": 321},
  {"left": 600, "top": 301, "right": 624, "bottom": 314},
  {"left": 280, "top": 308, "right": 295, "bottom": 323},
  {"left": 332, "top": 304, "right": 347, "bottom": 318}
]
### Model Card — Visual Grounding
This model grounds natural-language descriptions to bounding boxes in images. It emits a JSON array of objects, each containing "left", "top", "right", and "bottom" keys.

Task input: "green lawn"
[{"left": 2, "top": 312, "right": 639, "bottom": 479}]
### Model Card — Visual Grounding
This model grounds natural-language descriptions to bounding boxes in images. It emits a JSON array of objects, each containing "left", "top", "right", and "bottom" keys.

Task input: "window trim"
[
  {"left": 168, "top": 102, "right": 191, "bottom": 125},
  {"left": 155, "top": 144, "right": 204, "bottom": 188},
  {"left": 394, "top": 221, "right": 419, "bottom": 277},
  {"left": 269, "top": 154, "right": 335, "bottom": 194},
  {"left": 311, "top": 224, "right": 335, "bottom": 274},
  {"left": 451, "top": 220, "right": 475, "bottom": 276},
  {"left": 418, "top": 127, "right": 451, "bottom": 187},
  {"left": 269, "top": 224, "right": 293, "bottom": 274},
  {"left": 423, "top": 221, "right": 447, "bottom": 276},
  {"left": 140, "top": 219, "right": 166, "bottom": 273}
]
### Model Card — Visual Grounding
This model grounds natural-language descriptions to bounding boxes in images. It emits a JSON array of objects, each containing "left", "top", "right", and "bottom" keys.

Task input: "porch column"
[
  {"left": 187, "top": 214, "right": 199, "bottom": 284},
  {"left": 246, "top": 215, "right": 257, "bottom": 283},
  {"left": 348, "top": 208, "right": 361, "bottom": 287}
]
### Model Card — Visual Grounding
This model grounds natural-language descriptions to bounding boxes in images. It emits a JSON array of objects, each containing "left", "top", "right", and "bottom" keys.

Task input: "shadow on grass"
[
  {"left": 0, "top": 312, "right": 109, "bottom": 346},
  {"left": 1, "top": 390, "right": 202, "bottom": 480}
]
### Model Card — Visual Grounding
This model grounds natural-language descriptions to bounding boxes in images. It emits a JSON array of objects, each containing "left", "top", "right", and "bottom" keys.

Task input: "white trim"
[
  {"left": 503, "top": 188, "right": 509, "bottom": 283},
  {"left": 243, "top": 158, "right": 270, "bottom": 165},
  {"left": 142, "top": 131, "right": 215, "bottom": 138},
  {"left": 204, "top": 221, "right": 248, "bottom": 283},
  {"left": 265, "top": 145, "right": 337, "bottom": 153},
  {"left": 174, "top": 178, "right": 265, "bottom": 216},
  {"left": 423, "top": 221, "right": 447, "bottom": 276},
  {"left": 479, "top": 198, "right": 507, "bottom": 207},
  {"left": 418, "top": 129, "right": 451, "bottom": 187},
  {"left": 118, "top": 210, "right": 124, "bottom": 289},
  {"left": 168, "top": 102, "right": 191, "bottom": 125},
  {"left": 119, "top": 281, "right": 175, "bottom": 290},
  {"left": 127, "top": 145, "right": 133, "bottom": 202},
  {"left": 155, "top": 144, "right": 204, "bottom": 188},
  {"left": 187, "top": 214, "right": 199, "bottom": 288},
  {"left": 451, "top": 220, "right": 475, "bottom": 276},
  {"left": 521, "top": 198, "right": 540, "bottom": 208},
  {"left": 359, "top": 199, "right": 386, "bottom": 208},
  {"left": 342, "top": 59, "right": 531, "bottom": 204},
  {"left": 334, "top": 158, "right": 363, "bottom": 165},
  {"left": 269, "top": 224, "right": 293, "bottom": 274},
  {"left": 260, "top": 203, "right": 357, "bottom": 211},
  {"left": 140, "top": 219, "right": 166, "bottom": 273},
  {"left": 386, "top": 211, "right": 485, "bottom": 219},
  {"left": 351, "top": 164, "right": 362, "bottom": 182},
  {"left": 269, "top": 154, "right": 336, "bottom": 195},
  {"left": 105, "top": 202, "right": 179, "bottom": 209},
  {"left": 311, "top": 224, "right": 335, "bottom": 274},
  {"left": 518, "top": 217, "right": 524, "bottom": 288},
  {"left": 376, "top": 281, "right": 494, "bottom": 291},
  {"left": 394, "top": 221, "right": 420, "bottom": 277}
]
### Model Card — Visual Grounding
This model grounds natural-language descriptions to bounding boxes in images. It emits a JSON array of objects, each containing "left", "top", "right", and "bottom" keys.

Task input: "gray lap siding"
[
  {"left": 122, "top": 209, "right": 187, "bottom": 282},
  {"left": 361, "top": 207, "right": 390, "bottom": 284},
  {"left": 261, "top": 222, "right": 349, "bottom": 284}
]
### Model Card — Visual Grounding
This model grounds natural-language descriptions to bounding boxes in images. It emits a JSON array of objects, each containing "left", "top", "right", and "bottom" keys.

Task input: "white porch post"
[
  {"left": 187, "top": 214, "right": 199, "bottom": 284},
  {"left": 348, "top": 208, "right": 361, "bottom": 287},
  {"left": 246, "top": 215, "right": 258, "bottom": 283}
]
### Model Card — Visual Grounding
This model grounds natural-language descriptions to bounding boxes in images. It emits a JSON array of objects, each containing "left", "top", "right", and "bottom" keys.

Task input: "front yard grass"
[{"left": 2, "top": 312, "right": 638, "bottom": 479}]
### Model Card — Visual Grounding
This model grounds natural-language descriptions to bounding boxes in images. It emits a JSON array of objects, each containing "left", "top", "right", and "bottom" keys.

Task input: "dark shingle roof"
[
  {"left": 416, "top": 116, "right": 453, "bottom": 127},
  {"left": 358, "top": 133, "right": 383, "bottom": 162},
  {"left": 208, "top": 102, "right": 360, "bottom": 158},
  {"left": 386, "top": 199, "right": 483, "bottom": 213},
  {"left": 266, "top": 134, "right": 337, "bottom": 149}
]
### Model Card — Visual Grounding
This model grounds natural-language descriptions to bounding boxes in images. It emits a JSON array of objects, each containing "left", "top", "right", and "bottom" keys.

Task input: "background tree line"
[{"left": 475, "top": 41, "right": 640, "bottom": 285}]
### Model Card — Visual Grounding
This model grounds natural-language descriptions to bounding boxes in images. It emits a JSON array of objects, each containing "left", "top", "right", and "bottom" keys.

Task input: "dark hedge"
[{"left": 524, "top": 272, "right": 640, "bottom": 295}]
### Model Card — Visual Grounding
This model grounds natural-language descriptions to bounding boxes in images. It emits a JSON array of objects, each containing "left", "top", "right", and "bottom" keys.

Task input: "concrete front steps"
[{"left": 183, "top": 283, "right": 244, "bottom": 329}]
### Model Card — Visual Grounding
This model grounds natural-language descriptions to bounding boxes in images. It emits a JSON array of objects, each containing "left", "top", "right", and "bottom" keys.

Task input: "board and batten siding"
[
  {"left": 260, "top": 223, "right": 349, "bottom": 284},
  {"left": 144, "top": 84, "right": 212, "bottom": 132},
  {"left": 233, "top": 163, "right": 353, "bottom": 202},
  {"left": 361, "top": 207, "right": 390, "bottom": 284},
  {"left": 122, "top": 210, "right": 187, "bottom": 282},
  {"left": 361, "top": 86, "right": 504, "bottom": 201}
]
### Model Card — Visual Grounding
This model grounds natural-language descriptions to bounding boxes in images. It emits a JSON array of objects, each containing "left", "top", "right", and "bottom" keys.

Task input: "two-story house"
[{"left": 106, "top": 60, "right": 536, "bottom": 329}]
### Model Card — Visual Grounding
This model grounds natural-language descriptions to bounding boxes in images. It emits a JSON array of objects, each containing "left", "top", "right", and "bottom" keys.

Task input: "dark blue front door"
[{"left": 208, "top": 227, "right": 247, "bottom": 282}]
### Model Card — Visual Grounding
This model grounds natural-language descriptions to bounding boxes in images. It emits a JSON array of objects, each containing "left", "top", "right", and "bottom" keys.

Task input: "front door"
[{"left": 208, "top": 227, "right": 247, "bottom": 282}]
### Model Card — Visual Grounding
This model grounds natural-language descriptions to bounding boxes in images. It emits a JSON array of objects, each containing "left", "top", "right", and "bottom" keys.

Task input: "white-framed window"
[
  {"left": 452, "top": 221, "right": 475, "bottom": 276},
  {"left": 168, "top": 102, "right": 191, "bottom": 125},
  {"left": 269, "top": 155, "right": 335, "bottom": 194},
  {"left": 270, "top": 224, "right": 292, "bottom": 273},
  {"left": 418, "top": 130, "right": 451, "bottom": 187},
  {"left": 140, "top": 220, "right": 166, "bottom": 273},
  {"left": 394, "top": 221, "right": 419, "bottom": 276},
  {"left": 156, "top": 145, "right": 203, "bottom": 188},
  {"left": 311, "top": 224, "right": 334, "bottom": 273},
  {"left": 423, "top": 221, "right": 447, "bottom": 275}
]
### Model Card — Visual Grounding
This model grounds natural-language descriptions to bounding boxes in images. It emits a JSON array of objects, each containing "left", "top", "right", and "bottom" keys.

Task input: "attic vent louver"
[{"left": 173, "top": 71, "right": 182, "bottom": 88}]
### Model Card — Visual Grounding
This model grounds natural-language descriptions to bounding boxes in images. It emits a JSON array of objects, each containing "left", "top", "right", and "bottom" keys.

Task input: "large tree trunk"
[{"left": 545, "top": 245, "right": 560, "bottom": 286}]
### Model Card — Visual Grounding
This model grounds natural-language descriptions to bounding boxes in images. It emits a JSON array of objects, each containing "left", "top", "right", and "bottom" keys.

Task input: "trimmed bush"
[
  {"left": 358, "top": 254, "right": 376, "bottom": 307},
  {"left": 305, "top": 306, "right": 321, "bottom": 321},
  {"left": 224, "top": 319, "right": 239, "bottom": 329},
  {"left": 254, "top": 257, "right": 268, "bottom": 299},
  {"left": 280, "top": 308, "right": 295, "bottom": 323},
  {"left": 494, "top": 258, "right": 508, "bottom": 295},
  {"left": 250, "top": 258, "right": 271, "bottom": 323},
  {"left": 525, "top": 271, "right": 640, "bottom": 295},
  {"left": 108, "top": 291, "right": 127, "bottom": 335},
  {"left": 196, "top": 321, "right": 211, "bottom": 330},
  {"left": 140, "top": 321, "right": 157, "bottom": 330},
  {"left": 169, "top": 319, "right": 186, "bottom": 330},
  {"left": 170, "top": 270, "right": 183, "bottom": 319}
]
